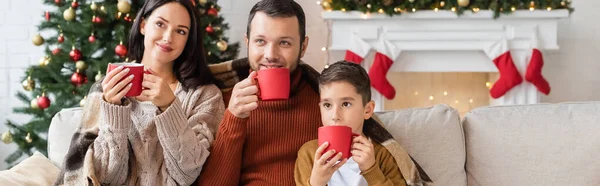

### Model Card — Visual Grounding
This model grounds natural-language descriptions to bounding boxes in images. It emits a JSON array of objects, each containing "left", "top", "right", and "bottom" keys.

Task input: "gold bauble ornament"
[
  {"left": 199, "top": 0, "right": 208, "bottom": 5},
  {"left": 22, "top": 77, "right": 35, "bottom": 91},
  {"left": 100, "top": 5, "right": 106, "bottom": 14},
  {"left": 63, "top": 7, "right": 76, "bottom": 21},
  {"left": 95, "top": 72, "right": 104, "bottom": 81},
  {"left": 216, "top": 40, "right": 228, "bottom": 51},
  {"left": 30, "top": 99, "right": 39, "bottom": 109},
  {"left": 117, "top": 1, "right": 131, "bottom": 13},
  {"left": 457, "top": 0, "right": 470, "bottom": 7},
  {"left": 408, "top": 0, "right": 414, "bottom": 3},
  {"left": 91, "top": 2, "right": 98, "bottom": 11},
  {"left": 79, "top": 96, "right": 86, "bottom": 107},
  {"left": 321, "top": 1, "right": 332, "bottom": 10},
  {"left": 25, "top": 133, "right": 32, "bottom": 143},
  {"left": 32, "top": 34, "right": 44, "bottom": 46},
  {"left": 2, "top": 132, "right": 13, "bottom": 144},
  {"left": 75, "top": 60, "right": 88, "bottom": 71},
  {"left": 39, "top": 56, "right": 50, "bottom": 66}
]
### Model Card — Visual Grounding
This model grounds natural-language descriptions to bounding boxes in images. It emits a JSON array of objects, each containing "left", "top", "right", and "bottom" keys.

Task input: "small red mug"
[
  {"left": 255, "top": 68, "right": 290, "bottom": 101},
  {"left": 107, "top": 63, "right": 144, "bottom": 97},
  {"left": 318, "top": 125, "right": 360, "bottom": 159}
]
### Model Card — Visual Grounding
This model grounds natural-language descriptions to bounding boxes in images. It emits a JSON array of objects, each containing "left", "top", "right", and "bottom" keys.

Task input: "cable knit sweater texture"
[{"left": 93, "top": 83, "right": 224, "bottom": 186}]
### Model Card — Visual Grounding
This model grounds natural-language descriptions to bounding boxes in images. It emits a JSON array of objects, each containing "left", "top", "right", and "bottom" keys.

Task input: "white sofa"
[{"left": 47, "top": 102, "right": 600, "bottom": 185}]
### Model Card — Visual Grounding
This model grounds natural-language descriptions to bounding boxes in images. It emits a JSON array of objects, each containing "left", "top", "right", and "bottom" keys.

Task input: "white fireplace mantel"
[{"left": 322, "top": 10, "right": 569, "bottom": 111}]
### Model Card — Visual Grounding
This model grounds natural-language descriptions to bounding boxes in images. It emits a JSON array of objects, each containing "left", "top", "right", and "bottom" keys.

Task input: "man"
[{"left": 196, "top": 0, "right": 322, "bottom": 185}]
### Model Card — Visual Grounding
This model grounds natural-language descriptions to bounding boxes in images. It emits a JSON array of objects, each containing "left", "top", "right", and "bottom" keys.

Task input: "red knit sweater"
[{"left": 196, "top": 69, "right": 322, "bottom": 186}]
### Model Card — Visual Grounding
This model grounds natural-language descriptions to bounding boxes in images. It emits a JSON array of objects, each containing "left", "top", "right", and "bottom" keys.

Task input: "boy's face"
[{"left": 319, "top": 81, "right": 375, "bottom": 135}]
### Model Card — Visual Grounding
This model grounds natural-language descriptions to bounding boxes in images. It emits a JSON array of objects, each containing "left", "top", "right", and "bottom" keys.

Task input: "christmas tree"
[{"left": 1, "top": 0, "right": 239, "bottom": 167}]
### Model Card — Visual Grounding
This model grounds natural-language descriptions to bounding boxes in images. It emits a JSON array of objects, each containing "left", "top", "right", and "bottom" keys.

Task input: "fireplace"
[{"left": 322, "top": 10, "right": 569, "bottom": 112}]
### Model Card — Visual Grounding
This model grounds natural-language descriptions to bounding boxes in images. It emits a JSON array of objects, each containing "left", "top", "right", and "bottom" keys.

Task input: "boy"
[{"left": 294, "top": 61, "right": 431, "bottom": 186}]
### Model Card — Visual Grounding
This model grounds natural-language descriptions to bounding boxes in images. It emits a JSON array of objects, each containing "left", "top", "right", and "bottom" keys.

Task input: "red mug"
[
  {"left": 107, "top": 63, "right": 144, "bottom": 97},
  {"left": 318, "top": 125, "right": 360, "bottom": 159},
  {"left": 256, "top": 68, "right": 290, "bottom": 101}
]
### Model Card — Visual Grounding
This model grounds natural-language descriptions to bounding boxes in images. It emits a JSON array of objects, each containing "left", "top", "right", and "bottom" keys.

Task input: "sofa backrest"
[
  {"left": 376, "top": 104, "right": 467, "bottom": 186},
  {"left": 462, "top": 102, "right": 600, "bottom": 186},
  {"left": 47, "top": 107, "right": 82, "bottom": 167}
]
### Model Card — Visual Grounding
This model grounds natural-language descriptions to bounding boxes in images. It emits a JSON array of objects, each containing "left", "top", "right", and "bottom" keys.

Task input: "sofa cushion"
[
  {"left": 463, "top": 102, "right": 600, "bottom": 186},
  {"left": 0, "top": 151, "right": 60, "bottom": 185},
  {"left": 48, "top": 107, "right": 82, "bottom": 167},
  {"left": 376, "top": 104, "right": 467, "bottom": 186}
]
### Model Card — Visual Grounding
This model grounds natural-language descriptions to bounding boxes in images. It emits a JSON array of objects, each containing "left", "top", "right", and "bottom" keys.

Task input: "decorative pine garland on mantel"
[{"left": 318, "top": 0, "right": 574, "bottom": 18}]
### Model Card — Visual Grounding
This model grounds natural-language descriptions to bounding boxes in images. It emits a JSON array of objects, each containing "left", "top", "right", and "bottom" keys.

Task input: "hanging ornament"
[
  {"left": 92, "top": 15, "right": 104, "bottom": 24},
  {"left": 54, "top": 0, "right": 61, "bottom": 5},
  {"left": 95, "top": 71, "right": 104, "bottom": 81},
  {"left": 457, "top": 0, "right": 470, "bottom": 7},
  {"left": 39, "top": 56, "right": 50, "bottom": 67},
  {"left": 100, "top": 5, "right": 106, "bottom": 14},
  {"left": 32, "top": 34, "right": 44, "bottom": 46},
  {"left": 206, "top": 25, "right": 214, "bottom": 33},
  {"left": 1, "top": 132, "right": 13, "bottom": 144},
  {"left": 213, "top": 26, "right": 221, "bottom": 31},
  {"left": 561, "top": 1, "right": 566, "bottom": 6},
  {"left": 207, "top": 7, "right": 218, "bottom": 16},
  {"left": 440, "top": 1, "right": 446, "bottom": 7},
  {"left": 75, "top": 60, "right": 88, "bottom": 70},
  {"left": 52, "top": 48, "right": 61, "bottom": 55},
  {"left": 45, "top": 11, "right": 50, "bottom": 21},
  {"left": 407, "top": 0, "right": 414, "bottom": 3},
  {"left": 88, "top": 33, "right": 96, "bottom": 43},
  {"left": 124, "top": 14, "right": 132, "bottom": 22},
  {"left": 30, "top": 99, "right": 39, "bottom": 109},
  {"left": 69, "top": 47, "right": 82, "bottom": 61},
  {"left": 71, "top": 0, "right": 79, "bottom": 8},
  {"left": 63, "top": 7, "right": 75, "bottom": 21},
  {"left": 382, "top": 0, "right": 393, "bottom": 6},
  {"left": 115, "top": 42, "right": 128, "bottom": 57},
  {"left": 321, "top": 1, "right": 332, "bottom": 10},
  {"left": 91, "top": 2, "right": 98, "bottom": 11},
  {"left": 25, "top": 133, "right": 32, "bottom": 143},
  {"left": 117, "top": 0, "right": 131, "bottom": 13},
  {"left": 79, "top": 96, "right": 86, "bottom": 107},
  {"left": 217, "top": 40, "right": 228, "bottom": 51},
  {"left": 71, "top": 70, "right": 88, "bottom": 87},
  {"left": 37, "top": 93, "right": 51, "bottom": 110},
  {"left": 199, "top": 0, "right": 207, "bottom": 5},
  {"left": 57, "top": 33, "right": 64, "bottom": 43},
  {"left": 22, "top": 76, "right": 35, "bottom": 91}
]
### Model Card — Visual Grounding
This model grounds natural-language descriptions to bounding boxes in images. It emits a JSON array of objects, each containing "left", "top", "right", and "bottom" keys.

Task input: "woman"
[{"left": 55, "top": 0, "right": 224, "bottom": 185}]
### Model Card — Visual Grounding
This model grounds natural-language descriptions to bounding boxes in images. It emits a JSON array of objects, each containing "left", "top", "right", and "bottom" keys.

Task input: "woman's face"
[{"left": 140, "top": 2, "right": 191, "bottom": 65}]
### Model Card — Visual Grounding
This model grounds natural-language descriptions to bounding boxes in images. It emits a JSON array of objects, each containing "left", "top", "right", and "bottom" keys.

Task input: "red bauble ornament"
[
  {"left": 69, "top": 48, "right": 82, "bottom": 61},
  {"left": 124, "top": 15, "right": 132, "bottom": 22},
  {"left": 37, "top": 94, "right": 51, "bottom": 110},
  {"left": 57, "top": 34, "right": 64, "bottom": 43},
  {"left": 70, "top": 71, "right": 88, "bottom": 87},
  {"left": 92, "top": 16, "right": 103, "bottom": 24},
  {"left": 52, "top": 48, "right": 61, "bottom": 55},
  {"left": 115, "top": 43, "right": 127, "bottom": 57},
  {"left": 88, "top": 35, "right": 96, "bottom": 43},
  {"left": 71, "top": 1, "right": 79, "bottom": 8},
  {"left": 206, "top": 25, "right": 214, "bottom": 33},
  {"left": 207, "top": 8, "right": 218, "bottom": 16},
  {"left": 54, "top": 0, "right": 61, "bottom": 5},
  {"left": 45, "top": 11, "right": 50, "bottom": 21}
]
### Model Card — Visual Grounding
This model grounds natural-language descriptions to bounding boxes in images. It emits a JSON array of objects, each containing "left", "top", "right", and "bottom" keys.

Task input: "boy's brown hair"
[
  {"left": 318, "top": 60, "right": 371, "bottom": 105},
  {"left": 318, "top": 60, "right": 394, "bottom": 144}
]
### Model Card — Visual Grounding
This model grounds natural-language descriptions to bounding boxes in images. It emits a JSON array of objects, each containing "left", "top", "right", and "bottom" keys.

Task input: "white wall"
[{"left": 0, "top": 0, "right": 598, "bottom": 170}]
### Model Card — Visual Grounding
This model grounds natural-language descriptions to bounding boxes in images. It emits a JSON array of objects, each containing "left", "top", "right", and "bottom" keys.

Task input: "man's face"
[{"left": 245, "top": 12, "right": 309, "bottom": 73}]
